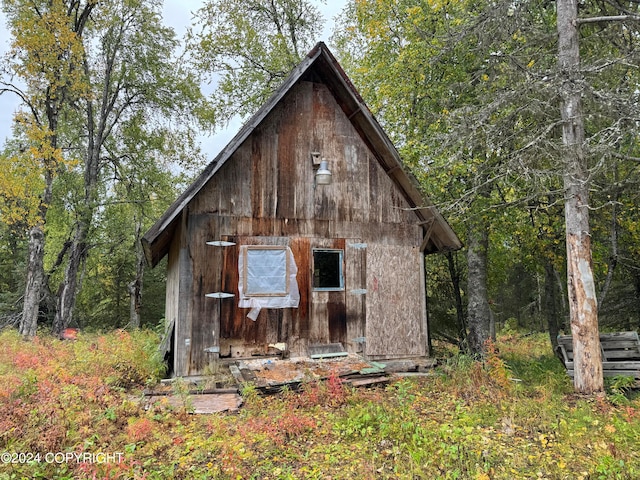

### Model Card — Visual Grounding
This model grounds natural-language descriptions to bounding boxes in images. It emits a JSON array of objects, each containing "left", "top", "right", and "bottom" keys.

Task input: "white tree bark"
[
  {"left": 20, "top": 226, "right": 46, "bottom": 338},
  {"left": 557, "top": 0, "right": 603, "bottom": 394}
]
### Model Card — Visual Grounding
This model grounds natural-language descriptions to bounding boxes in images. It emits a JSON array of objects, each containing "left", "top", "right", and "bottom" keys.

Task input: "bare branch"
[
  {"left": 577, "top": 14, "right": 640, "bottom": 25},
  {"left": 612, "top": 152, "right": 640, "bottom": 163}
]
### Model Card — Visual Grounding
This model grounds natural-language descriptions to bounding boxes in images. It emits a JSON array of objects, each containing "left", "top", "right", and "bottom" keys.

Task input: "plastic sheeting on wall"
[{"left": 238, "top": 246, "right": 300, "bottom": 320}]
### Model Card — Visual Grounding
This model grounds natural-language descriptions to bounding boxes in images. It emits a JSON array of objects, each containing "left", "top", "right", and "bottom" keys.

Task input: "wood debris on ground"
[{"left": 143, "top": 354, "right": 435, "bottom": 413}]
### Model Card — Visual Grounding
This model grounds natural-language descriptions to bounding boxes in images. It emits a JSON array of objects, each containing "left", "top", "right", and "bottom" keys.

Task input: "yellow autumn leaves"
[
  {"left": 0, "top": 119, "right": 78, "bottom": 227},
  {"left": 1, "top": 0, "right": 88, "bottom": 227}
]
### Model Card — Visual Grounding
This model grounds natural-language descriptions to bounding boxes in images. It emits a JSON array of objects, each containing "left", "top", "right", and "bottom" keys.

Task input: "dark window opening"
[{"left": 313, "top": 249, "right": 344, "bottom": 290}]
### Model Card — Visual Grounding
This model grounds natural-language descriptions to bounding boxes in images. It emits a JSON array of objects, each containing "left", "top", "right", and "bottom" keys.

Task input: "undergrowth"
[{"left": 0, "top": 329, "right": 639, "bottom": 479}]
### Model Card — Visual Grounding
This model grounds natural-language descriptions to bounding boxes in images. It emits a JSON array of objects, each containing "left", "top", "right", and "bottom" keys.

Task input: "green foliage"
[
  {"left": 335, "top": 0, "right": 640, "bottom": 343},
  {"left": 188, "top": 0, "right": 325, "bottom": 127},
  {"left": 1, "top": 0, "right": 209, "bottom": 334},
  {"left": 0, "top": 0, "right": 93, "bottom": 227},
  {"left": 606, "top": 376, "right": 638, "bottom": 406},
  {"left": 0, "top": 216, "right": 26, "bottom": 324}
]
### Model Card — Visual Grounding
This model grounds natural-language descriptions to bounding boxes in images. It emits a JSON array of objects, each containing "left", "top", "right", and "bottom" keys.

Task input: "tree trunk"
[
  {"left": 128, "top": 277, "right": 142, "bottom": 329},
  {"left": 557, "top": 0, "right": 603, "bottom": 394},
  {"left": 128, "top": 220, "right": 145, "bottom": 329},
  {"left": 12, "top": 0, "right": 97, "bottom": 338},
  {"left": 53, "top": 222, "right": 89, "bottom": 334},
  {"left": 467, "top": 218, "right": 491, "bottom": 355},
  {"left": 19, "top": 226, "right": 46, "bottom": 338},
  {"left": 544, "top": 261, "right": 561, "bottom": 354},
  {"left": 446, "top": 251, "right": 466, "bottom": 345},
  {"left": 53, "top": 66, "right": 102, "bottom": 334},
  {"left": 20, "top": 167, "right": 55, "bottom": 338}
]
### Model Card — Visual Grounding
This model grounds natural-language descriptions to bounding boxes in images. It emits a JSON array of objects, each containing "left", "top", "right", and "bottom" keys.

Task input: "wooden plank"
[
  {"left": 602, "top": 350, "right": 640, "bottom": 360},
  {"left": 603, "top": 362, "right": 640, "bottom": 369},
  {"left": 601, "top": 339, "right": 640, "bottom": 348},
  {"left": 308, "top": 343, "right": 345, "bottom": 355},
  {"left": 561, "top": 352, "right": 640, "bottom": 361},
  {"left": 158, "top": 318, "right": 175, "bottom": 356},
  {"left": 276, "top": 80, "right": 309, "bottom": 221},
  {"left": 310, "top": 291, "right": 330, "bottom": 345},
  {"left": 365, "top": 244, "right": 426, "bottom": 358},
  {"left": 188, "top": 214, "right": 223, "bottom": 375},
  {"left": 328, "top": 293, "right": 347, "bottom": 346},
  {"left": 176, "top": 213, "right": 192, "bottom": 377},
  {"left": 345, "top": 240, "right": 366, "bottom": 354},
  {"left": 228, "top": 364, "right": 244, "bottom": 384},
  {"left": 237, "top": 361, "right": 259, "bottom": 384},
  {"left": 564, "top": 361, "right": 640, "bottom": 370},
  {"left": 310, "top": 351, "right": 349, "bottom": 359},
  {"left": 145, "top": 387, "right": 239, "bottom": 396},
  {"left": 601, "top": 332, "right": 640, "bottom": 341},
  {"left": 146, "top": 393, "right": 243, "bottom": 414},
  {"left": 600, "top": 338, "right": 640, "bottom": 347},
  {"left": 312, "top": 81, "right": 339, "bottom": 222},
  {"left": 165, "top": 232, "right": 181, "bottom": 374},
  {"left": 560, "top": 331, "right": 640, "bottom": 379},
  {"left": 419, "top": 248, "right": 429, "bottom": 356},
  {"left": 558, "top": 332, "right": 640, "bottom": 346},
  {"left": 289, "top": 237, "right": 310, "bottom": 356},
  {"left": 565, "top": 370, "right": 640, "bottom": 379},
  {"left": 219, "top": 236, "right": 239, "bottom": 341},
  {"left": 344, "top": 376, "right": 390, "bottom": 388}
]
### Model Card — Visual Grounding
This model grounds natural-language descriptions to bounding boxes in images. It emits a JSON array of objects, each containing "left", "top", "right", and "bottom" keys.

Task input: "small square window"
[
  {"left": 313, "top": 249, "right": 344, "bottom": 290},
  {"left": 244, "top": 246, "right": 289, "bottom": 296}
]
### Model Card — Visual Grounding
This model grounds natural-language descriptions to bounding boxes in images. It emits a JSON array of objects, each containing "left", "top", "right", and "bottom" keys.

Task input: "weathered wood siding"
[
  {"left": 172, "top": 79, "right": 425, "bottom": 375},
  {"left": 176, "top": 213, "right": 194, "bottom": 376},
  {"left": 164, "top": 221, "right": 181, "bottom": 373}
]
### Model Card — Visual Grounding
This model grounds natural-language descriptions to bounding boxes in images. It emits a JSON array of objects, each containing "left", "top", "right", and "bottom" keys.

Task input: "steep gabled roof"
[{"left": 142, "top": 42, "right": 462, "bottom": 267}]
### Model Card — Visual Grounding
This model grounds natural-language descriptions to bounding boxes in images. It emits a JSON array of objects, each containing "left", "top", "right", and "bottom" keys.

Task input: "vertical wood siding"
[{"left": 175, "top": 79, "right": 425, "bottom": 373}]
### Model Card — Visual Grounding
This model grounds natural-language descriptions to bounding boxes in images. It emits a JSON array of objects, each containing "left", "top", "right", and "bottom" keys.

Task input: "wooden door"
[{"left": 365, "top": 244, "right": 427, "bottom": 359}]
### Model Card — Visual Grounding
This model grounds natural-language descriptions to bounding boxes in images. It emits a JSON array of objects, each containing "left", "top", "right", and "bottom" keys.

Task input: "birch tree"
[
  {"left": 556, "top": 0, "right": 640, "bottom": 394},
  {"left": 2, "top": 0, "right": 207, "bottom": 335},
  {"left": 52, "top": 0, "right": 206, "bottom": 334},
  {"left": 0, "top": 0, "right": 96, "bottom": 337},
  {"left": 556, "top": 0, "right": 602, "bottom": 394}
]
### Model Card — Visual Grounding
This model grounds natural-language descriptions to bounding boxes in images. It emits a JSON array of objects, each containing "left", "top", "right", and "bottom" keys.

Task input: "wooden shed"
[{"left": 142, "top": 43, "right": 462, "bottom": 377}]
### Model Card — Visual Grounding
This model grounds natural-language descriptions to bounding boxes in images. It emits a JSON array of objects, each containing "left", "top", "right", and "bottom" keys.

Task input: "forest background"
[{"left": 1, "top": 0, "right": 639, "bottom": 390}]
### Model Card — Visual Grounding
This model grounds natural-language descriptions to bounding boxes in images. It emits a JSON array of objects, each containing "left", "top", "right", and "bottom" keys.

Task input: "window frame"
[
  {"left": 242, "top": 245, "right": 290, "bottom": 297},
  {"left": 312, "top": 248, "right": 345, "bottom": 292}
]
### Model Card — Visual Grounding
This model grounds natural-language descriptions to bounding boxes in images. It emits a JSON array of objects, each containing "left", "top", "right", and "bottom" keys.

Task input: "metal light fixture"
[{"left": 315, "top": 158, "right": 332, "bottom": 185}]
